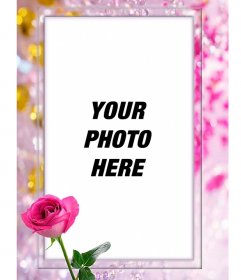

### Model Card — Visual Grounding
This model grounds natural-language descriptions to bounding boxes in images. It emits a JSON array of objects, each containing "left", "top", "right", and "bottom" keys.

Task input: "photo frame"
[{"left": 17, "top": 1, "right": 228, "bottom": 279}]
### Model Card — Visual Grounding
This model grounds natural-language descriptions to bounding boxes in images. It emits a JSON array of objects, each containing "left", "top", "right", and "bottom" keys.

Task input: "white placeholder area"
[{"left": 44, "top": 17, "right": 193, "bottom": 260}]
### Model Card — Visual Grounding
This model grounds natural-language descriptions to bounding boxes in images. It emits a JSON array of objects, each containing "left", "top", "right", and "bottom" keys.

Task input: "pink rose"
[{"left": 21, "top": 195, "right": 79, "bottom": 238}]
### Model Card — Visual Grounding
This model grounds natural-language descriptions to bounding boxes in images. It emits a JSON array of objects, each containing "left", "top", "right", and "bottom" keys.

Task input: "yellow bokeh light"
[
  {"left": 17, "top": 7, "right": 36, "bottom": 36},
  {"left": 28, "top": 42, "right": 44, "bottom": 66},
  {"left": 38, "top": 0, "right": 55, "bottom": 6},
  {"left": 28, "top": 164, "right": 44, "bottom": 194},
  {"left": 30, "top": 106, "right": 43, "bottom": 128},
  {"left": 17, "top": 85, "right": 30, "bottom": 112},
  {"left": 65, "top": 11, "right": 82, "bottom": 16}
]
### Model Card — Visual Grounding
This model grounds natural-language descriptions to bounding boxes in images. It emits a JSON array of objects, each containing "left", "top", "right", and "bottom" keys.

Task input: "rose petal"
[
  {"left": 21, "top": 211, "right": 33, "bottom": 229},
  {"left": 37, "top": 220, "right": 67, "bottom": 237},
  {"left": 62, "top": 196, "right": 79, "bottom": 233}
]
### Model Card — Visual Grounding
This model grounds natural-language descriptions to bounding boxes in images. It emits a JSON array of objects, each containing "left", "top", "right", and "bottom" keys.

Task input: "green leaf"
[
  {"left": 71, "top": 250, "right": 85, "bottom": 269},
  {"left": 71, "top": 242, "right": 111, "bottom": 268},
  {"left": 82, "top": 241, "right": 111, "bottom": 266},
  {"left": 46, "top": 238, "right": 56, "bottom": 250},
  {"left": 79, "top": 267, "right": 95, "bottom": 280}
]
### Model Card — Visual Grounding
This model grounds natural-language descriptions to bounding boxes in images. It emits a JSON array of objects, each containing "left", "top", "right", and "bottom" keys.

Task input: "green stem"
[{"left": 57, "top": 236, "right": 76, "bottom": 280}]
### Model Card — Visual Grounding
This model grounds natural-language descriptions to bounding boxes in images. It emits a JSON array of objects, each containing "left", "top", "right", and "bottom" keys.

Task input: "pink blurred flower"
[{"left": 206, "top": 173, "right": 227, "bottom": 192}]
